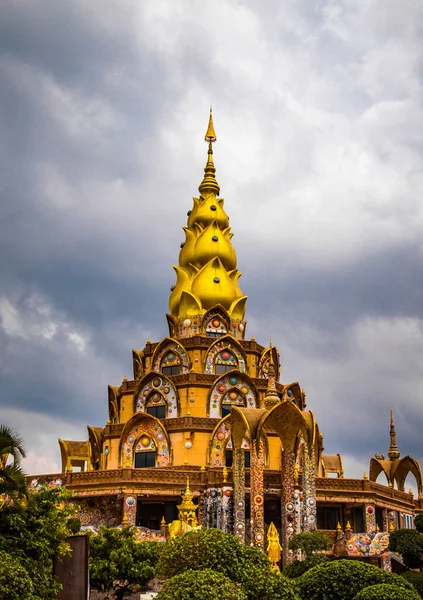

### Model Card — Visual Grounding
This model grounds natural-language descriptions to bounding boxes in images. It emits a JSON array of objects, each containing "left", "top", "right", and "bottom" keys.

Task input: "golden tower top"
[
  {"left": 168, "top": 110, "right": 247, "bottom": 333},
  {"left": 388, "top": 408, "right": 400, "bottom": 460}
]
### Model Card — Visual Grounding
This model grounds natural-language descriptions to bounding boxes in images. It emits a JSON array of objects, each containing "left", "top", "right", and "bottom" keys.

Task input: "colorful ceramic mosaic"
[
  {"left": 122, "top": 495, "right": 137, "bottom": 525},
  {"left": 29, "top": 477, "right": 63, "bottom": 493},
  {"left": 205, "top": 314, "right": 228, "bottom": 335},
  {"left": 302, "top": 443, "right": 317, "bottom": 531},
  {"left": 210, "top": 420, "right": 231, "bottom": 467},
  {"left": 250, "top": 438, "right": 265, "bottom": 550},
  {"left": 136, "top": 375, "right": 178, "bottom": 418},
  {"left": 281, "top": 450, "right": 295, "bottom": 564},
  {"left": 153, "top": 341, "right": 189, "bottom": 373},
  {"left": 364, "top": 504, "right": 376, "bottom": 534},
  {"left": 122, "top": 419, "right": 169, "bottom": 468},
  {"left": 221, "top": 486, "right": 233, "bottom": 533},
  {"left": 205, "top": 340, "right": 246, "bottom": 374},
  {"left": 345, "top": 532, "right": 390, "bottom": 557},
  {"left": 209, "top": 374, "right": 256, "bottom": 418},
  {"left": 77, "top": 495, "right": 121, "bottom": 528},
  {"left": 233, "top": 446, "right": 246, "bottom": 543}
]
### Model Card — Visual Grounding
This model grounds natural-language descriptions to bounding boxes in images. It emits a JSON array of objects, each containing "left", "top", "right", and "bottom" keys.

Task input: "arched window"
[
  {"left": 146, "top": 392, "right": 166, "bottom": 420},
  {"left": 225, "top": 450, "right": 250, "bottom": 468},
  {"left": 161, "top": 351, "right": 181, "bottom": 376},
  {"left": 133, "top": 435, "right": 157, "bottom": 468},
  {"left": 135, "top": 451, "right": 156, "bottom": 468},
  {"left": 221, "top": 388, "right": 245, "bottom": 417},
  {"left": 215, "top": 350, "right": 238, "bottom": 374}
]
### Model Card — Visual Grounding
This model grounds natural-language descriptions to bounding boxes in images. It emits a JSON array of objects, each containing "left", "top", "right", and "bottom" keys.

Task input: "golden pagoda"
[{"left": 34, "top": 110, "right": 423, "bottom": 563}]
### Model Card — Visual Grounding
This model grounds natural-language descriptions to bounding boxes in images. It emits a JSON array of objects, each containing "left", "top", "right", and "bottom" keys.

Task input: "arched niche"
[
  {"left": 208, "top": 372, "right": 257, "bottom": 418},
  {"left": 394, "top": 456, "right": 423, "bottom": 493},
  {"left": 134, "top": 373, "right": 179, "bottom": 418},
  {"left": 204, "top": 335, "right": 247, "bottom": 375},
  {"left": 152, "top": 338, "right": 190, "bottom": 375},
  {"left": 120, "top": 413, "right": 171, "bottom": 468},
  {"left": 258, "top": 346, "right": 280, "bottom": 380},
  {"left": 202, "top": 306, "right": 230, "bottom": 338}
]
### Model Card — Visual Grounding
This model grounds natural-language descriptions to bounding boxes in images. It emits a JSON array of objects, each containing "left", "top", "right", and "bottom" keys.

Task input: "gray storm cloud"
[{"left": 0, "top": 0, "right": 423, "bottom": 478}]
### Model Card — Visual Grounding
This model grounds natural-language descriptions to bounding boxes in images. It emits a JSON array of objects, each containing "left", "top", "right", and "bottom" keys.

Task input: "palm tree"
[{"left": 0, "top": 425, "right": 28, "bottom": 509}]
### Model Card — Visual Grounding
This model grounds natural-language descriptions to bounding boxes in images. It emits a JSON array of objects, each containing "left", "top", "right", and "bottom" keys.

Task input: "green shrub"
[
  {"left": 157, "top": 568, "right": 247, "bottom": 600},
  {"left": 157, "top": 528, "right": 248, "bottom": 582},
  {"left": 288, "top": 531, "right": 331, "bottom": 557},
  {"left": 283, "top": 553, "right": 330, "bottom": 578},
  {"left": 89, "top": 526, "right": 161, "bottom": 591},
  {"left": 298, "top": 558, "right": 414, "bottom": 600},
  {"left": 66, "top": 517, "right": 81, "bottom": 535},
  {"left": 389, "top": 529, "right": 423, "bottom": 569},
  {"left": 402, "top": 571, "right": 423, "bottom": 598},
  {"left": 352, "top": 583, "right": 420, "bottom": 600},
  {"left": 414, "top": 515, "right": 423, "bottom": 534},
  {"left": 0, "top": 552, "right": 33, "bottom": 600}
]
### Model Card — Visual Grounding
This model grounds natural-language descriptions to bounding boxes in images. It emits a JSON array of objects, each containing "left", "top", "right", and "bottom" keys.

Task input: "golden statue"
[
  {"left": 168, "top": 478, "right": 201, "bottom": 539},
  {"left": 267, "top": 522, "right": 282, "bottom": 570}
]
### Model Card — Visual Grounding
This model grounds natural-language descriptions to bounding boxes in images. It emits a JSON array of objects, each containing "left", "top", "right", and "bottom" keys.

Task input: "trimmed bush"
[
  {"left": 352, "top": 583, "right": 420, "bottom": 600},
  {"left": 284, "top": 553, "right": 330, "bottom": 578},
  {"left": 288, "top": 531, "right": 331, "bottom": 556},
  {"left": 388, "top": 529, "right": 423, "bottom": 569},
  {"left": 298, "top": 558, "right": 414, "bottom": 600},
  {"left": 157, "top": 568, "right": 247, "bottom": 600},
  {"left": 402, "top": 571, "right": 423, "bottom": 598},
  {"left": 0, "top": 552, "right": 33, "bottom": 600},
  {"left": 157, "top": 528, "right": 247, "bottom": 581}
]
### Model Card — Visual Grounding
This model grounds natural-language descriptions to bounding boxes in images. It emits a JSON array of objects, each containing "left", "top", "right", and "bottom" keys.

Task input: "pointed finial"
[
  {"left": 388, "top": 408, "right": 400, "bottom": 460},
  {"left": 345, "top": 521, "right": 352, "bottom": 531},
  {"left": 389, "top": 522, "right": 395, "bottom": 532},
  {"left": 363, "top": 472, "right": 368, "bottom": 480},
  {"left": 199, "top": 108, "right": 220, "bottom": 196},
  {"left": 205, "top": 106, "right": 217, "bottom": 142},
  {"left": 376, "top": 524, "right": 380, "bottom": 532},
  {"left": 186, "top": 477, "right": 190, "bottom": 493},
  {"left": 337, "top": 522, "right": 342, "bottom": 531}
]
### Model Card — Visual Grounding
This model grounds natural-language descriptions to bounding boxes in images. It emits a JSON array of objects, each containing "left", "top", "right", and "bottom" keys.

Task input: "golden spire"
[
  {"left": 199, "top": 107, "right": 220, "bottom": 196},
  {"left": 168, "top": 110, "right": 248, "bottom": 323},
  {"left": 388, "top": 408, "right": 400, "bottom": 460},
  {"left": 205, "top": 106, "right": 217, "bottom": 142},
  {"left": 264, "top": 346, "right": 280, "bottom": 409}
]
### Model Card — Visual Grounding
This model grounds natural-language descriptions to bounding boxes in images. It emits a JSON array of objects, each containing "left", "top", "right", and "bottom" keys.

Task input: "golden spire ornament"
[
  {"left": 199, "top": 106, "right": 220, "bottom": 196},
  {"left": 388, "top": 409, "right": 400, "bottom": 460}
]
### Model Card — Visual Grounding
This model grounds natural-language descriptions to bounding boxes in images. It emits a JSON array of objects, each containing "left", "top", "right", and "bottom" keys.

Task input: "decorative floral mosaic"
[
  {"left": 345, "top": 532, "right": 390, "bottom": 557},
  {"left": 209, "top": 373, "right": 256, "bottom": 418},
  {"left": 205, "top": 340, "right": 246, "bottom": 374},
  {"left": 122, "top": 419, "right": 169, "bottom": 468},
  {"left": 77, "top": 495, "right": 121, "bottom": 528},
  {"left": 29, "top": 477, "right": 63, "bottom": 493},
  {"left": 365, "top": 504, "right": 376, "bottom": 534},
  {"left": 153, "top": 341, "right": 189, "bottom": 373},
  {"left": 136, "top": 375, "right": 178, "bottom": 418}
]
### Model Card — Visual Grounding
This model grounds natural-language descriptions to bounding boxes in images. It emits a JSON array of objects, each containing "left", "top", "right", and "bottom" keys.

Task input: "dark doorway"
[
  {"left": 136, "top": 499, "right": 178, "bottom": 530},
  {"left": 264, "top": 496, "right": 281, "bottom": 532}
]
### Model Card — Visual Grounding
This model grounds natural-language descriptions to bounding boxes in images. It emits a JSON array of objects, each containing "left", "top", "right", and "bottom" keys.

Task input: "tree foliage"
[
  {"left": 0, "top": 552, "right": 33, "bottom": 600},
  {"left": 352, "top": 583, "right": 420, "bottom": 600},
  {"left": 89, "top": 526, "right": 161, "bottom": 593},
  {"left": 0, "top": 424, "right": 28, "bottom": 508},
  {"left": 288, "top": 531, "right": 331, "bottom": 557},
  {"left": 0, "top": 485, "right": 77, "bottom": 600},
  {"left": 402, "top": 571, "right": 423, "bottom": 598},
  {"left": 388, "top": 529, "right": 423, "bottom": 568},
  {"left": 297, "top": 558, "right": 413, "bottom": 600},
  {"left": 414, "top": 515, "right": 423, "bottom": 534},
  {"left": 157, "top": 568, "right": 247, "bottom": 600}
]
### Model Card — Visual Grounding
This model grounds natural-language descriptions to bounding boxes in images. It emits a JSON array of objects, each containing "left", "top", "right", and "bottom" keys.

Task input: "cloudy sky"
[{"left": 1, "top": 0, "right": 423, "bottom": 485}]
